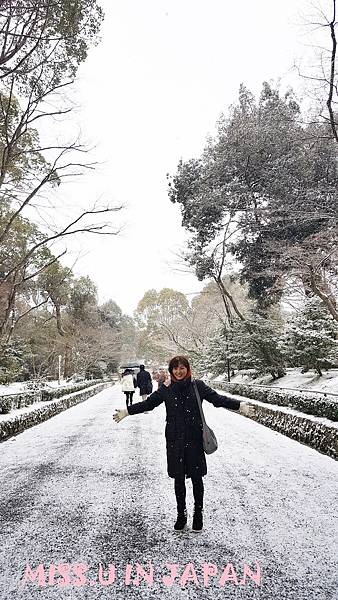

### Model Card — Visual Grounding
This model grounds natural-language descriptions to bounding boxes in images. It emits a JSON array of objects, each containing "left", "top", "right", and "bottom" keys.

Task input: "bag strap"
[{"left": 192, "top": 379, "right": 207, "bottom": 427}]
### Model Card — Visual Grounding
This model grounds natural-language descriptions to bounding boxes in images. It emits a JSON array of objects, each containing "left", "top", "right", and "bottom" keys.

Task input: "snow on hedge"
[
  {"left": 215, "top": 382, "right": 338, "bottom": 460},
  {"left": 0, "top": 379, "right": 104, "bottom": 414},
  {"left": 215, "top": 381, "right": 338, "bottom": 421},
  {"left": 0, "top": 382, "right": 113, "bottom": 441}
]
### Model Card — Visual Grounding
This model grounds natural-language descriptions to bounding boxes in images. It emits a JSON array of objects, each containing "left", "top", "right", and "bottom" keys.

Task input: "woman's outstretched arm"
[
  {"left": 196, "top": 380, "right": 241, "bottom": 410},
  {"left": 113, "top": 389, "right": 165, "bottom": 423},
  {"left": 128, "top": 389, "right": 164, "bottom": 414},
  {"left": 195, "top": 380, "right": 254, "bottom": 416}
]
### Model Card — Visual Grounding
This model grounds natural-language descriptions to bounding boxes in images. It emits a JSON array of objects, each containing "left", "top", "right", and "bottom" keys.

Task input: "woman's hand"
[
  {"left": 163, "top": 370, "right": 171, "bottom": 387},
  {"left": 113, "top": 409, "right": 128, "bottom": 423},
  {"left": 239, "top": 402, "right": 255, "bottom": 418}
]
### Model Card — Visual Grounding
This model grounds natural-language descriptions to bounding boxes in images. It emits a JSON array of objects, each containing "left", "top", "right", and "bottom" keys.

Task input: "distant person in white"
[{"left": 121, "top": 369, "right": 136, "bottom": 407}]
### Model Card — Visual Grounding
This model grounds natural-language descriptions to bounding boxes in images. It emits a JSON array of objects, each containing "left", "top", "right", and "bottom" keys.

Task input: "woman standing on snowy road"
[{"left": 113, "top": 355, "right": 254, "bottom": 533}]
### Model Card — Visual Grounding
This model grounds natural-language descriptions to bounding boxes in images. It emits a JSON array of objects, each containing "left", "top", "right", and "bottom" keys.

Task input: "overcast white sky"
[{"left": 47, "top": 0, "right": 332, "bottom": 316}]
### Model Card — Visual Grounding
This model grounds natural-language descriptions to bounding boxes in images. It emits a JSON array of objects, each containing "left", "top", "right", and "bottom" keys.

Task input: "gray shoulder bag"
[{"left": 192, "top": 380, "right": 218, "bottom": 455}]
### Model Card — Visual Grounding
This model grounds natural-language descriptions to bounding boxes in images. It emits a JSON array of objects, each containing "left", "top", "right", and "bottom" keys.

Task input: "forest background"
[{"left": 1, "top": 0, "right": 338, "bottom": 383}]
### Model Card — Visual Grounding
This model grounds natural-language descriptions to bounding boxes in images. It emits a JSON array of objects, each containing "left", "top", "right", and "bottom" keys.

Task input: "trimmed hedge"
[
  {"left": 0, "top": 391, "right": 42, "bottom": 414},
  {"left": 0, "top": 379, "right": 105, "bottom": 414},
  {"left": 40, "top": 379, "right": 103, "bottom": 401},
  {"left": 215, "top": 381, "right": 338, "bottom": 421},
  {"left": 0, "top": 382, "right": 113, "bottom": 441}
]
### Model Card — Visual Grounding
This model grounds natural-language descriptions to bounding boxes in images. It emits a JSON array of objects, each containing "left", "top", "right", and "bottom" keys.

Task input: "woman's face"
[{"left": 172, "top": 363, "right": 188, "bottom": 380}]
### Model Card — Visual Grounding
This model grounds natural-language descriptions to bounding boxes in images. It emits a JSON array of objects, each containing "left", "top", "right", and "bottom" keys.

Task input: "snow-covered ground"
[
  {"left": 214, "top": 368, "right": 338, "bottom": 394},
  {"left": 0, "top": 384, "right": 337, "bottom": 600},
  {"left": 0, "top": 381, "right": 33, "bottom": 395}
]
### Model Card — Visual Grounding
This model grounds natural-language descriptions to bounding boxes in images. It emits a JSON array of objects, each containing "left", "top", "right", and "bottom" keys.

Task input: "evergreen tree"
[
  {"left": 0, "top": 339, "right": 29, "bottom": 383},
  {"left": 281, "top": 298, "right": 338, "bottom": 376},
  {"left": 227, "top": 316, "right": 285, "bottom": 379},
  {"left": 168, "top": 82, "right": 338, "bottom": 318},
  {"left": 195, "top": 328, "right": 229, "bottom": 377}
]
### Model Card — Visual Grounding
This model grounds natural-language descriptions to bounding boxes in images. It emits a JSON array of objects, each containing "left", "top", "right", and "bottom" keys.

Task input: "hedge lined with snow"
[
  {"left": 215, "top": 381, "right": 338, "bottom": 421},
  {"left": 215, "top": 382, "right": 338, "bottom": 460},
  {"left": 40, "top": 379, "right": 103, "bottom": 402},
  {"left": 0, "top": 379, "right": 104, "bottom": 414},
  {"left": 251, "top": 403, "right": 338, "bottom": 460},
  {"left": 0, "top": 391, "right": 42, "bottom": 414},
  {"left": 0, "top": 382, "right": 113, "bottom": 441}
]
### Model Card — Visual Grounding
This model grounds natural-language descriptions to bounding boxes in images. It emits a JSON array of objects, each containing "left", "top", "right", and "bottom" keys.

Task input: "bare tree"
[
  {"left": 326, "top": 0, "right": 338, "bottom": 141},
  {"left": 0, "top": 0, "right": 123, "bottom": 357},
  {"left": 0, "top": 1, "right": 104, "bottom": 85}
]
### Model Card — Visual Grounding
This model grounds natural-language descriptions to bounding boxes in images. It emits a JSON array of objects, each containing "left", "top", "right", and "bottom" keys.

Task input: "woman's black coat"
[{"left": 127, "top": 378, "right": 240, "bottom": 479}]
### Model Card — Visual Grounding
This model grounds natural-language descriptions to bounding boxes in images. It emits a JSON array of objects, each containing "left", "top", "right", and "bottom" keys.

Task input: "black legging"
[
  {"left": 124, "top": 391, "right": 134, "bottom": 407},
  {"left": 174, "top": 476, "right": 204, "bottom": 513}
]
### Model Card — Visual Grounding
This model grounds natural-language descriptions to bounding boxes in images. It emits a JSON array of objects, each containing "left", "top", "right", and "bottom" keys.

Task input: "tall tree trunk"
[
  {"left": 63, "top": 343, "right": 72, "bottom": 379},
  {"left": 0, "top": 282, "right": 16, "bottom": 344},
  {"left": 308, "top": 266, "right": 338, "bottom": 323},
  {"left": 214, "top": 275, "right": 246, "bottom": 323}
]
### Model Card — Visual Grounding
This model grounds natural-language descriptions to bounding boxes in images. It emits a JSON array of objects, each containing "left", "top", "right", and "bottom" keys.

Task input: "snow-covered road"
[{"left": 0, "top": 384, "right": 337, "bottom": 600}]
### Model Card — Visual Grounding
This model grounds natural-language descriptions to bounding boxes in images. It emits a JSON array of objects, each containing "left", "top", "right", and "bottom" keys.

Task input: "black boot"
[
  {"left": 174, "top": 509, "right": 187, "bottom": 532},
  {"left": 192, "top": 508, "right": 203, "bottom": 532}
]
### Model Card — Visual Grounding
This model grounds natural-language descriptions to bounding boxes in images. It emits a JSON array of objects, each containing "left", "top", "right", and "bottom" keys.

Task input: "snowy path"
[{"left": 0, "top": 384, "right": 337, "bottom": 600}]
